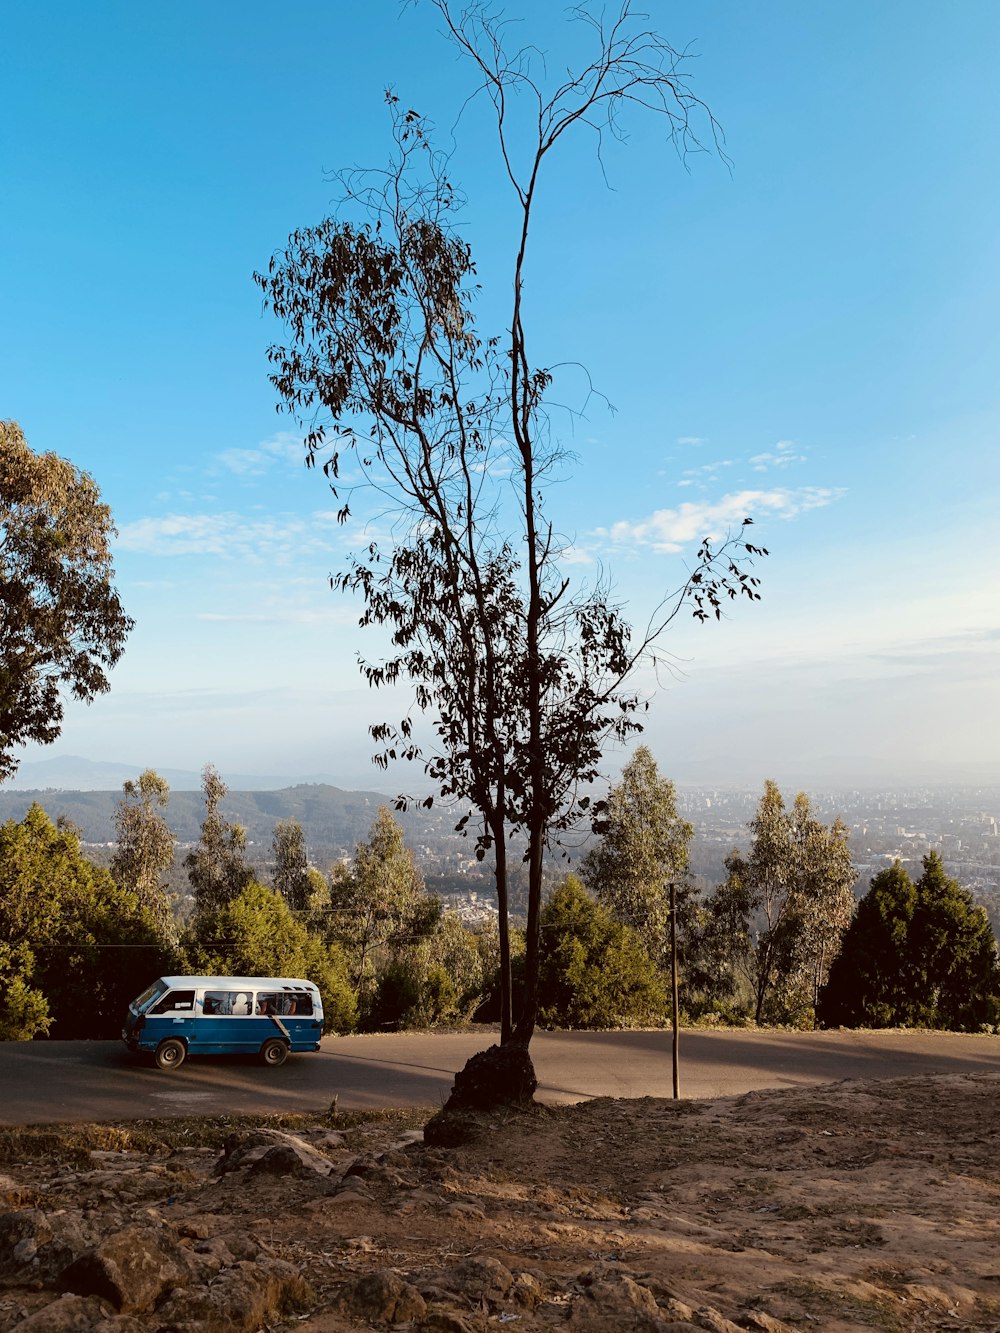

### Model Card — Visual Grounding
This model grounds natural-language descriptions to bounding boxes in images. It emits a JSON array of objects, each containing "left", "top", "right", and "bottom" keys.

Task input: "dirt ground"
[{"left": 2, "top": 1069, "right": 999, "bottom": 1331}]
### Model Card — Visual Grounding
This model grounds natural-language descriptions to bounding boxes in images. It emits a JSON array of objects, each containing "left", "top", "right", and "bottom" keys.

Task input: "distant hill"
[
  {"left": 0, "top": 783, "right": 446, "bottom": 852},
  {"left": 5, "top": 754, "right": 376, "bottom": 793}
]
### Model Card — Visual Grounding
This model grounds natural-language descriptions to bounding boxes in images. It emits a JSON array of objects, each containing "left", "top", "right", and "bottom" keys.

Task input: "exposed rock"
[
  {"left": 214, "top": 1129, "right": 334, "bottom": 1178},
  {"left": 59, "top": 1225, "right": 190, "bottom": 1314},
  {"left": 337, "top": 1268, "right": 428, "bottom": 1323},
  {"left": 737, "top": 1314, "right": 798, "bottom": 1332},
  {"left": 567, "top": 1270, "right": 671, "bottom": 1331},
  {"left": 415, "top": 1313, "right": 489, "bottom": 1332},
  {"left": 14, "top": 1294, "right": 110, "bottom": 1331},
  {"left": 0, "top": 1210, "right": 52, "bottom": 1276},
  {"left": 153, "top": 1256, "right": 312, "bottom": 1331},
  {"left": 443, "top": 1256, "right": 514, "bottom": 1304}
]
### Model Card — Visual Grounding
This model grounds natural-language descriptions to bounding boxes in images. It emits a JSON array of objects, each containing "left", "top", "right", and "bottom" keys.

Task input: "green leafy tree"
[
  {"left": 708, "top": 782, "right": 856, "bottom": 1025},
  {"left": 110, "top": 769, "right": 175, "bottom": 934},
  {"left": 184, "top": 764, "right": 252, "bottom": 913},
  {"left": 255, "top": 2, "right": 766, "bottom": 1098},
  {"left": 820, "top": 853, "right": 1000, "bottom": 1031},
  {"left": 0, "top": 421, "right": 133, "bottom": 782},
  {"left": 538, "top": 875, "right": 665, "bottom": 1030},
  {"left": 271, "top": 817, "right": 312, "bottom": 913},
  {"left": 581, "top": 746, "right": 693, "bottom": 966},
  {"left": 327, "top": 806, "right": 440, "bottom": 1024},
  {"left": 0, "top": 804, "right": 173, "bottom": 1039},
  {"left": 186, "top": 880, "right": 356, "bottom": 1033},
  {"left": 371, "top": 911, "right": 486, "bottom": 1030},
  {"left": 0, "top": 942, "right": 50, "bottom": 1040}
]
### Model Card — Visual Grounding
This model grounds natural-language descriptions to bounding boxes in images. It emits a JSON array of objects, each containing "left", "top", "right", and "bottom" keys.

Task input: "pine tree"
[{"left": 818, "top": 852, "right": 1000, "bottom": 1032}]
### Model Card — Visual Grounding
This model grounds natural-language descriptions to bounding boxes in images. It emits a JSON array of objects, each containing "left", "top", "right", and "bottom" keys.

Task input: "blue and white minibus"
[{"left": 122, "top": 975, "right": 324, "bottom": 1070}]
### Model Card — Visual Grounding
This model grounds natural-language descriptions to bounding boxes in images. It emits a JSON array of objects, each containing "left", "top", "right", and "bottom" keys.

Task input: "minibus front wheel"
[
  {"left": 154, "top": 1038, "right": 186, "bottom": 1071},
  {"left": 260, "top": 1038, "right": 288, "bottom": 1067}
]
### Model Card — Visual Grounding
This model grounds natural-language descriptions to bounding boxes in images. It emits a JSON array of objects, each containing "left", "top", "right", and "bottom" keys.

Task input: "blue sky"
[{"left": 4, "top": 0, "right": 999, "bottom": 792}]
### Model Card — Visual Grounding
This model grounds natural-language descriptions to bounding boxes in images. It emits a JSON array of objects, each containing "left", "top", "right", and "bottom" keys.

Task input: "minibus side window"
[
  {"left": 203, "top": 990, "right": 252, "bottom": 1016},
  {"left": 150, "top": 990, "right": 195, "bottom": 1014},
  {"left": 288, "top": 993, "right": 313, "bottom": 1015}
]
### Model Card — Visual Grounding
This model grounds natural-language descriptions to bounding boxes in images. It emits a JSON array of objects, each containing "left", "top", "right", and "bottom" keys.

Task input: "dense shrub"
[{"left": 538, "top": 875, "right": 665, "bottom": 1029}]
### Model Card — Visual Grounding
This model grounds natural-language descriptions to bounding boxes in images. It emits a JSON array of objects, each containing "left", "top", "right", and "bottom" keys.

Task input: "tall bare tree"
[{"left": 256, "top": 2, "right": 765, "bottom": 1099}]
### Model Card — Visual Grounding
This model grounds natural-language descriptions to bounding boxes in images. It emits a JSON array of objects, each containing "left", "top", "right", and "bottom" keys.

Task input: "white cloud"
[
  {"left": 215, "top": 431, "right": 305, "bottom": 477},
  {"left": 680, "top": 458, "right": 738, "bottom": 480},
  {"left": 116, "top": 510, "right": 345, "bottom": 563},
  {"left": 594, "top": 487, "right": 845, "bottom": 554},
  {"left": 676, "top": 436, "right": 705, "bottom": 446},
  {"left": 749, "top": 439, "right": 807, "bottom": 472}
]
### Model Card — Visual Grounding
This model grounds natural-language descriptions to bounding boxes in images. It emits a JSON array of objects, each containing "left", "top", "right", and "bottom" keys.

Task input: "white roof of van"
[{"left": 157, "top": 976, "right": 317, "bottom": 990}]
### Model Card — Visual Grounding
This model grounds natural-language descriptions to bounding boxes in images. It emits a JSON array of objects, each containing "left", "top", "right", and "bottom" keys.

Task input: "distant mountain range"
[
  {"left": 0, "top": 756, "right": 456, "bottom": 852},
  {"left": 5, "top": 754, "right": 385, "bottom": 794}
]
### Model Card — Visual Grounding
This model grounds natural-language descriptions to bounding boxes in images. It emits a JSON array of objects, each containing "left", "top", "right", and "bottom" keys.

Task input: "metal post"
[{"left": 670, "top": 879, "right": 680, "bottom": 1100}]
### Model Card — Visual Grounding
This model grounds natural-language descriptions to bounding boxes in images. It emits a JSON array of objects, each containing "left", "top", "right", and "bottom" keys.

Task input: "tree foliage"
[
  {"left": 819, "top": 853, "right": 1000, "bottom": 1032},
  {"left": 538, "top": 875, "right": 665, "bottom": 1030},
  {"left": 184, "top": 764, "right": 253, "bottom": 913},
  {"left": 0, "top": 804, "right": 174, "bottom": 1039},
  {"left": 110, "top": 769, "right": 175, "bottom": 934},
  {"left": 708, "top": 781, "right": 856, "bottom": 1024},
  {"left": 271, "top": 817, "right": 312, "bottom": 913},
  {"left": 185, "top": 880, "right": 357, "bottom": 1033},
  {"left": 580, "top": 745, "right": 693, "bottom": 967},
  {"left": 255, "top": 3, "right": 766, "bottom": 1071},
  {"left": 0, "top": 421, "right": 133, "bottom": 782},
  {"left": 368, "top": 910, "right": 485, "bottom": 1031},
  {"left": 325, "top": 805, "right": 440, "bottom": 1025}
]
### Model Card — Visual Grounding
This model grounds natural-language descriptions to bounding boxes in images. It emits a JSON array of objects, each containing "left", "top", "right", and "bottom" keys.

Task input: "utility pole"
[{"left": 669, "top": 880, "right": 680, "bottom": 1100}]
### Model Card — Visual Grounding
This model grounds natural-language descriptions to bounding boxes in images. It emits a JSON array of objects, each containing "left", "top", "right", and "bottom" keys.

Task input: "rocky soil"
[{"left": 1, "top": 1069, "right": 999, "bottom": 1331}]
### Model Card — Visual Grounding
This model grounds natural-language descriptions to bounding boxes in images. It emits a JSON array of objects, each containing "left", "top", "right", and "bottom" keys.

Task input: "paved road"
[{"left": 0, "top": 1029, "right": 997, "bottom": 1125}]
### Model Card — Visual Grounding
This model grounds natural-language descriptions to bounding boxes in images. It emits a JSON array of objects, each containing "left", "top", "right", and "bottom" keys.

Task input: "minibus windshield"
[{"left": 131, "top": 979, "right": 167, "bottom": 1014}]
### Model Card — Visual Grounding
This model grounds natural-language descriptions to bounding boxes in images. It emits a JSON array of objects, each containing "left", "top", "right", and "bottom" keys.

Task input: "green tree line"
[{"left": 2, "top": 750, "right": 997, "bottom": 1042}]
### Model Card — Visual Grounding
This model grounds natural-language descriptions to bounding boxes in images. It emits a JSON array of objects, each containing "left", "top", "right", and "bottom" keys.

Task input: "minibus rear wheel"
[
  {"left": 260, "top": 1038, "right": 288, "bottom": 1067},
  {"left": 154, "top": 1038, "right": 186, "bottom": 1071}
]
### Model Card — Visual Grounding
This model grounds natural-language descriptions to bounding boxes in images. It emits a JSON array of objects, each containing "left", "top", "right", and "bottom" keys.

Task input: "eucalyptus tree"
[
  {"left": 256, "top": 2, "right": 765, "bottom": 1094},
  {"left": 0, "top": 421, "right": 133, "bottom": 783},
  {"left": 110, "top": 769, "right": 175, "bottom": 934},
  {"left": 327, "top": 805, "right": 439, "bottom": 1023},
  {"left": 271, "top": 817, "right": 312, "bottom": 913},
  {"left": 709, "top": 781, "right": 856, "bottom": 1025},
  {"left": 184, "top": 764, "right": 253, "bottom": 914},
  {"left": 580, "top": 746, "right": 693, "bottom": 967}
]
